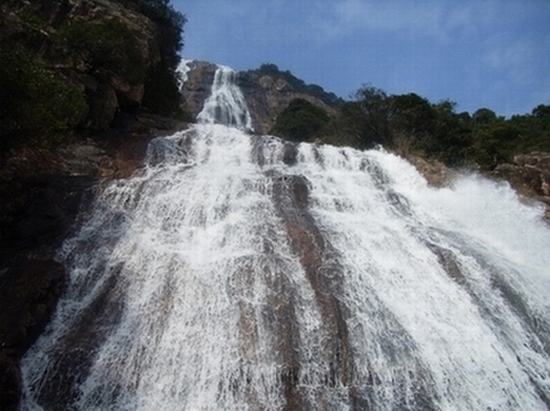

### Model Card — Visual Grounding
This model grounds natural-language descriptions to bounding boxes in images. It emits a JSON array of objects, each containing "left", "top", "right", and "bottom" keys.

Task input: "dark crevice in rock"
[{"left": 270, "top": 173, "right": 356, "bottom": 409}]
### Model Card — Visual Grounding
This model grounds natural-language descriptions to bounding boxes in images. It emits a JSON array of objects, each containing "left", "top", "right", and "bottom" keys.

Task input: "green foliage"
[
  {"left": 0, "top": 42, "right": 87, "bottom": 151},
  {"left": 270, "top": 99, "right": 330, "bottom": 142},
  {"left": 0, "top": 0, "right": 188, "bottom": 153},
  {"left": 112, "top": 0, "right": 187, "bottom": 116},
  {"left": 507, "top": 105, "right": 550, "bottom": 153},
  {"left": 471, "top": 121, "right": 520, "bottom": 168},
  {"left": 333, "top": 86, "right": 392, "bottom": 149},
  {"left": 114, "top": 0, "right": 186, "bottom": 68},
  {"left": 322, "top": 81, "right": 550, "bottom": 171},
  {"left": 57, "top": 19, "right": 145, "bottom": 84},
  {"left": 253, "top": 63, "right": 344, "bottom": 107}
]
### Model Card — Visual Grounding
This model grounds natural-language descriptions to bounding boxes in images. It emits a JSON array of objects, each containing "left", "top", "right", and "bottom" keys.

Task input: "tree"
[
  {"left": 352, "top": 85, "right": 392, "bottom": 147},
  {"left": 387, "top": 93, "right": 435, "bottom": 152},
  {"left": 270, "top": 99, "right": 330, "bottom": 142},
  {"left": 471, "top": 108, "right": 497, "bottom": 128}
]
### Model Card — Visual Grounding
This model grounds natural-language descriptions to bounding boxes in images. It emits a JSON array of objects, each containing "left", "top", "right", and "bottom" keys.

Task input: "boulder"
[{"left": 402, "top": 154, "right": 450, "bottom": 187}]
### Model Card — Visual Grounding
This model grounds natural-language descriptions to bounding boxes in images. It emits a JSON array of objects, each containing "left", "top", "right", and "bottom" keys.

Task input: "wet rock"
[
  {"left": 270, "top": 173, "right": 355, "bottom": 408},
  {"left": 179, "top": 61, "right": 218, "bottom": 119},
  {"left": 0, "top": 173, "right": 95, "bottom": 410},
  {"left": 58, "top": 144, "right": 114, "bottom": 177},
  {"left": 403, "top": 154, "right": 450, "bottom": 187},
  {"left": 492, "top": 152, "right": 550, "bottom": 218},
  {"left": 282, "top": 142, "right": 299, "bottom": 166},
  {"left": 0, "top": 258, "right": 66, "bottom": 411}
]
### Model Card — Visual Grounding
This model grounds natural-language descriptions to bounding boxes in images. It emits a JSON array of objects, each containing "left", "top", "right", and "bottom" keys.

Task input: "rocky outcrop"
[
  {"left": 0, "top": 175, "right": 95, "bottom": 411},
  {"left": 179, "top": 60, "right": 218, "bottom": 120},
  {"left": 239, "top": 72, "right": 337, "bottom": 134},
  {"left": 492, "top": 152, "right": 550, "bottom": 219},
  {"left": 403, "top": 155, "right": 450, "bottom": 187}
]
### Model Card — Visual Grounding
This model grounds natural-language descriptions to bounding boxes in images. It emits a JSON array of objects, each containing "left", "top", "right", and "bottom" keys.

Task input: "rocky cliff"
[{"left": 180, "top": 61, "right": 337, "bottom": 134}]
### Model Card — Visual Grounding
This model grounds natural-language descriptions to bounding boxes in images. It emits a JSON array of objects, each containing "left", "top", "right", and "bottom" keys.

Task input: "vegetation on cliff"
[
  {"left": 270, "top": 80, "right": 550, "bottom": 172},
  {"left": 119, "top": 0, "right": 188, "bottom": 117},
  {"left": 249, "top": 63, "right": 344, "bottom": 108},
  {"left": 335, "top": 86, "right": 550, "bottom": 170},
  {"left": 0, "top": 0, "right": 187, "bottom": 156}
]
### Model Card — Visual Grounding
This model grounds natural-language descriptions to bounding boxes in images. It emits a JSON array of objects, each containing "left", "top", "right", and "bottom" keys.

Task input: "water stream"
[{"left": 20, "top": 65, "right": 550, "bottom": 411}]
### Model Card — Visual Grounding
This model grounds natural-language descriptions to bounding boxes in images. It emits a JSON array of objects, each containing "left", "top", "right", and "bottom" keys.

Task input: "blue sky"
[{"left": 172, "top": 0, "right": 550, "bottom": 117}]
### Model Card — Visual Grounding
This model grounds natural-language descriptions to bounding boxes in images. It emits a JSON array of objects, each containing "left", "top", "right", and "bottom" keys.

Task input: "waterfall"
[
  {"left": 196, "top": 65, "right": 253, "bottom": 130},
  {"left": 19, "top": 65, "right": 550, "bottom": 411}
]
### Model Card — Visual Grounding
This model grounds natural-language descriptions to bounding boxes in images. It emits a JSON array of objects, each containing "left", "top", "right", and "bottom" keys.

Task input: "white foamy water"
[
  {"left": 19, "top": 65, "right": 550, "bottom": 411},
  {"left": 196, "top": 65, "right": 253, "bottom": 131}
]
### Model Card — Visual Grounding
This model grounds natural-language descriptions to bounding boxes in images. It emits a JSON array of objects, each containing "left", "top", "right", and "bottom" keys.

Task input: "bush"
[{"left": 270, "top": 99, "right": 330, "bottom": 142}]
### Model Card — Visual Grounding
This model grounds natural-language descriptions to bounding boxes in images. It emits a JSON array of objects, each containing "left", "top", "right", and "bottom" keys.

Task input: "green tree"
[
  {"left": 270, "top": 99, "right": 330, "bottom": 142},
  {"left": 387, "top": 93, "right": 435, "bottom": 152},
  {"left": 350, "top": 85, "right": 392, "bottom": 147},
  {"left": 472, "top": 121, "right": 520, "bottom": 169},
  {"left": 471, "top": 108, "right": 498, "bottom": 128}
]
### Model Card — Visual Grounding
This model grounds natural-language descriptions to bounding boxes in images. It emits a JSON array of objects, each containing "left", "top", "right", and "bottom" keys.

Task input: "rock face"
[
  {"left": 239, "top": 71, "right": 338, "bottom": 134},
  {"left": 403, "top": 154, "right": 450, "bottom": 187},
  {"left": 492, "top": 152, "right": 550, "bottom": 218},
  {"left": 180, "top": 61, "right": 337, "bottom": 134},
  {"left": 0, "top": 175, "right": 95, "bottom": 411},
  {"left": 2, "top": 0, "right": 162, "bottom": 130},
  {"left": 179, "top": 61, "right": 218, "bottom": 120},
  {"left": 0, "top": 112, "right": 188, "bottom": 411}
]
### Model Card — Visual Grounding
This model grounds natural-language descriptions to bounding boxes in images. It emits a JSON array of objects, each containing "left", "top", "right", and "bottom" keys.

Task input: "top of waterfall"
[{"left": 193, "top": 64, "right": 253, "bottom": 131}]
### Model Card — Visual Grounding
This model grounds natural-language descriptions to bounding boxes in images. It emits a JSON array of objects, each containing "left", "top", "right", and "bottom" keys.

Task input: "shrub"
[{"left": 270, "top": 99, "right": 330, "bottom": 142}]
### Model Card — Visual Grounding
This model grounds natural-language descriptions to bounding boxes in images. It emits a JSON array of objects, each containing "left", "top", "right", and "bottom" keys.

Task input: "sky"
[{"left": 171, "top": 0, "right": 550, "bottom": 118}]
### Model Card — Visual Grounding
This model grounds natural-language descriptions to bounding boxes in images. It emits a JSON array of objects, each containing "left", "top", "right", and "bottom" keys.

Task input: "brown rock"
[
  {"left": 493, "top": 152, "right": 550, "bottom": 196},
  {"left": 492, "top": 152, "right": 550, "bottom": 219},
  {"left": 402, "top": 154, "right": 450, "bottom": 187},
  {"left": 240, "top": 72, "right": 337, "bottom": 134},
  {"left": 179, "top": 61, "right": 218, "bottom": 119}
]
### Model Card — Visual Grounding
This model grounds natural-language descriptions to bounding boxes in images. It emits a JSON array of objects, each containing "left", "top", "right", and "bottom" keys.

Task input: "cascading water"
[
  {"left": 20, "top": 65, "right": 550, "bottom": 411},
  {"left": 196, "top": 64, "right": 253, "bottom": 130}
]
